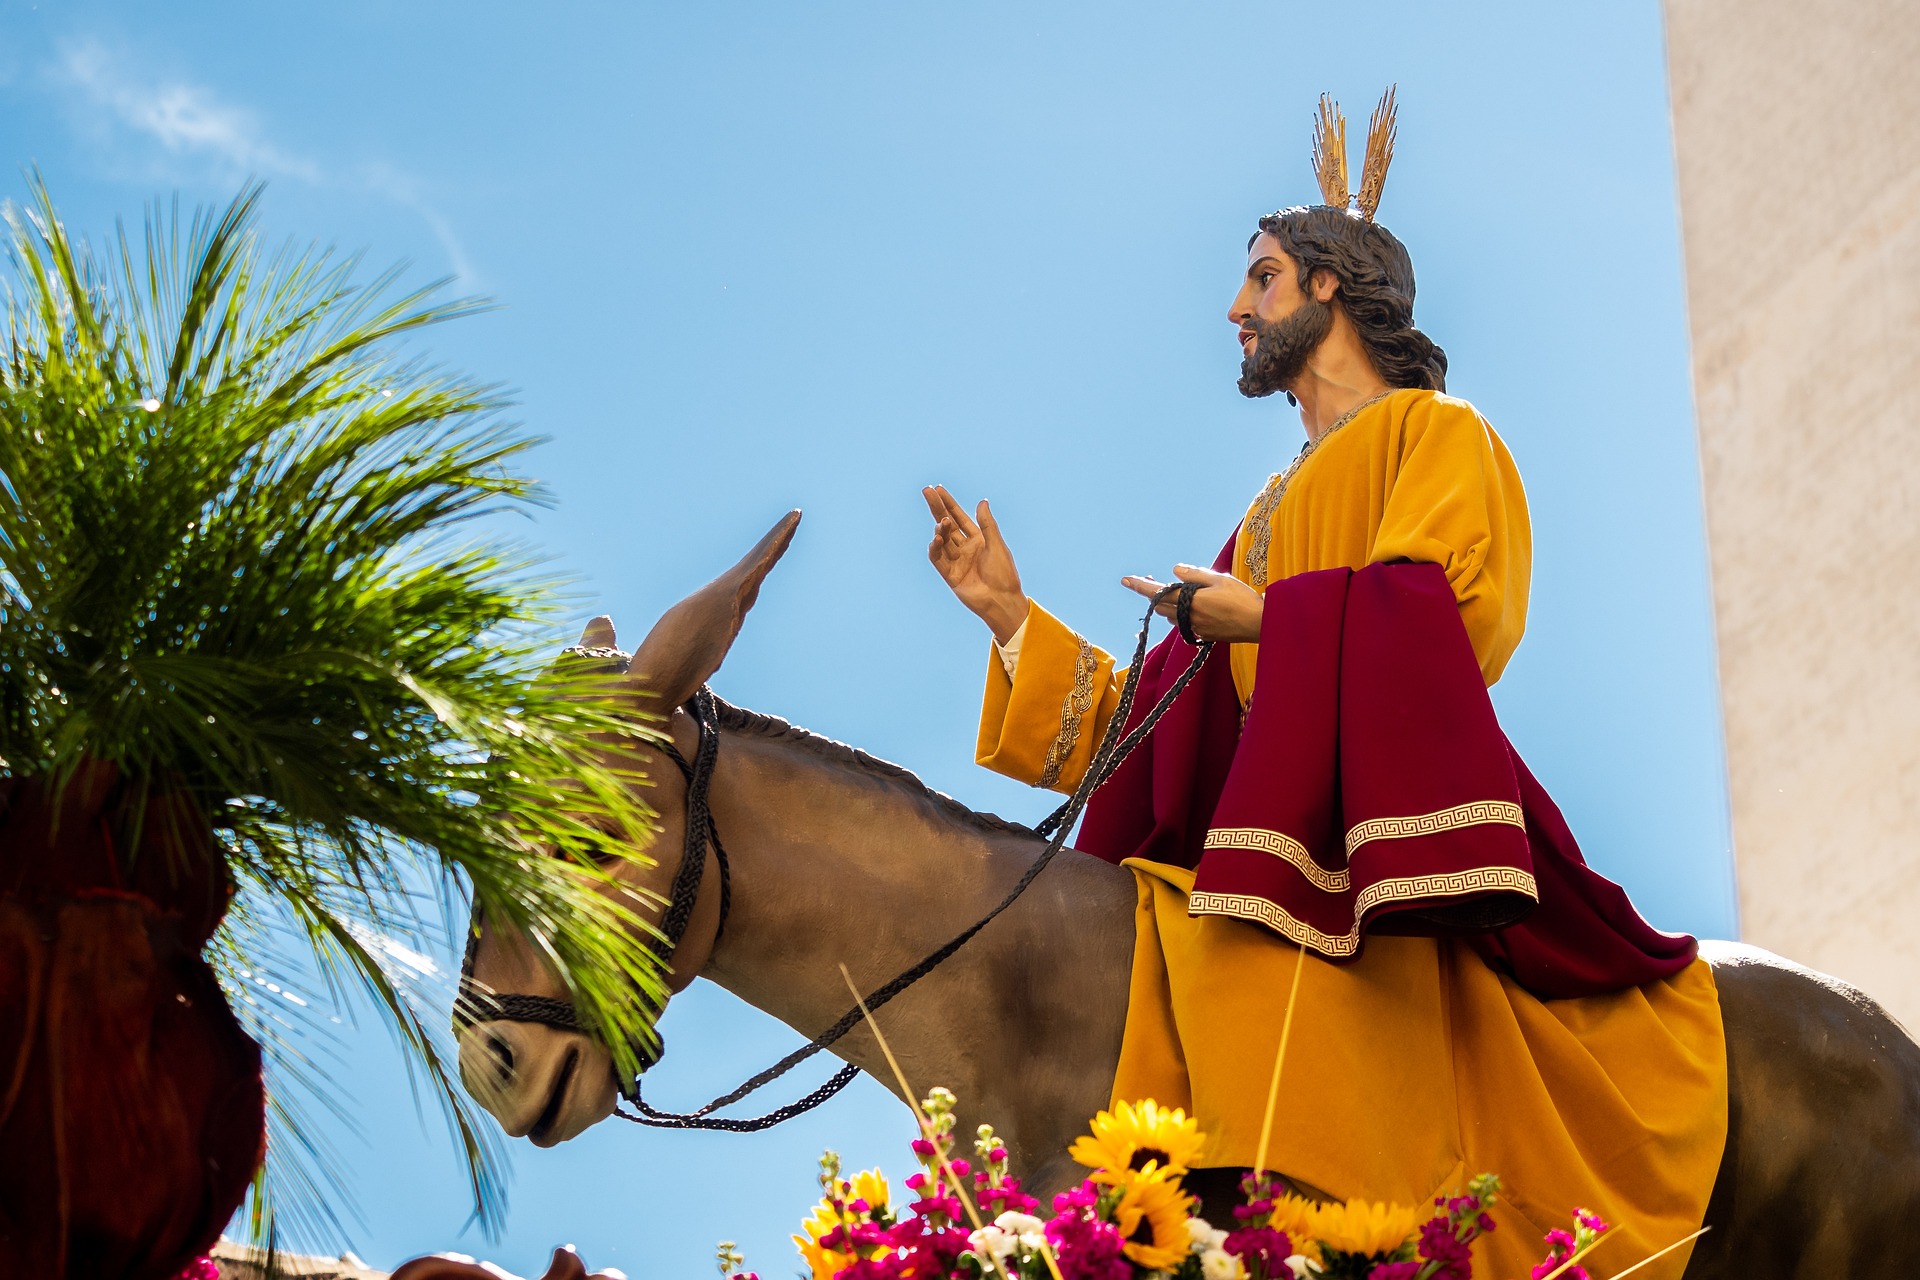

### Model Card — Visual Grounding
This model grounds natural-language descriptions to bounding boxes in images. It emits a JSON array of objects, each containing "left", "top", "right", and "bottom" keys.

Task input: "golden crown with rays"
[{"left": 1311, "top": 85, "right": 1398, "bottom": 221}]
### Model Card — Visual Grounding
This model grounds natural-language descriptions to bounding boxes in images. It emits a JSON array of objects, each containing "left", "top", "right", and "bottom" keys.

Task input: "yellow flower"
[
  {"left": 1307, "top": 1196, "right": 1421, "bottom": 1258},
  {"left": 1110, "top": 1169, "right": 1197, "bottom": 1271},
  {"left": 794, "top": 1202, "right": 853, "bottom": 1280},
  {"left": 1267, "top": 1192, "right": 1319, "bottom": 1244},
  {"left": 847, "top": 1168, "right": 890, "bottom": 1211},
  {"left": 792, "top": 1170, "right": 892, "bottom": 1280},
  {"left": 1068, "top": 1099, "right": 1207, "bottom": 1182}
]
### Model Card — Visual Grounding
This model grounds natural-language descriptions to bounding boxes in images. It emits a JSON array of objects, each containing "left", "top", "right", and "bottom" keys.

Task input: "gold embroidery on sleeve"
[
  {"left": 1343, "top": 801, "right": 1526, "bottom": 858},
  {"left": 1038, "top": 638, "right": 1098, "bottom": 789}
]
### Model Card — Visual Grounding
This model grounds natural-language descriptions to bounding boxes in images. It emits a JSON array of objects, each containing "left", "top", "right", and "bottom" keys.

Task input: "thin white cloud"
[
  {"left": 55, "top": 40, "right": 320, "bottom": 182},
  {"left": 361, "top": 160, "right": 483, "bottom": 289},
  {"left": 46, "top": 40, "right": 480, "bottom": 285}
]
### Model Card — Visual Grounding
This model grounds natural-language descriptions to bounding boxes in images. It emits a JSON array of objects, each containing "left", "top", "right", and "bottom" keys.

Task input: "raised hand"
[{"left": 922, "top": 484, "right": 1029, "bottom": 644}]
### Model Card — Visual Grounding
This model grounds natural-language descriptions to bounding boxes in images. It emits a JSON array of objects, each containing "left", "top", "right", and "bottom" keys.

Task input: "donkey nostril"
[{"left": 486, "top": 1032, "right": 515, "bottom": 1081}]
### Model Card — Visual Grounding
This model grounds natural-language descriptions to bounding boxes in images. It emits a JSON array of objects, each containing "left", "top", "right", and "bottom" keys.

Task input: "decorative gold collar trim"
[{"left": 1242, "top": 389, "right": 1396, "bottom": 590}]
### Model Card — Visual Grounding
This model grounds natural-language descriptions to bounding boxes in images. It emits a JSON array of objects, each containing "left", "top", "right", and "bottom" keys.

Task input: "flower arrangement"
[{"left": 717, "top": 1092, "right": 1641, "bottom": 1280}]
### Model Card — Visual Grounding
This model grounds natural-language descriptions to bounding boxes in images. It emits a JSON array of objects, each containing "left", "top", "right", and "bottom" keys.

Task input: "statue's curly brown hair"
[{"left": 1254, "top": 206, "right": 1448, "bottom": 392}]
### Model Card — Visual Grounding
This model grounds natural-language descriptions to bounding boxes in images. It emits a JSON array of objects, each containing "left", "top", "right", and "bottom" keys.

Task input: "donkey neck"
[
  {"left": 676, "top": 706, "right": 1135, "bottom": 1181},
  {"left": 698, "top": 713, "right": 1052, "bottom": 1033}
]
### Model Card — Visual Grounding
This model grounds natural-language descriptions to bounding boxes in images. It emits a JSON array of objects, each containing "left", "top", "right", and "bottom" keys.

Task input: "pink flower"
[
  {"left": 172, "top": 1261, "right": 219, "bottom": 1280},
  {"left": 1532, "top": 1222, "right": 1592, "bottom": 1280},
  {"left": 1416, "top": 1215, "right": 1472, "bottom": 1280},
  {"left": 838, "top": 1216, "right": 969, "bottom": 1280},
  {"left": 907, "top": 1192, "right": 964, "bottom": 1224},
  {"left": 1224, "top": 1225, "right": 1291, "bottom": 1277},
  {"left": 1045, "top": 1183, "right": 1131, "bottom": 1280},
  {"left": 975, "top": 1178, "right": 1039, "bottom": 1217}
]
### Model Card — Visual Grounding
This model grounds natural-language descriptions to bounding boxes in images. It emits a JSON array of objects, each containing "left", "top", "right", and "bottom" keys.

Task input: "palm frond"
[{"left": 0, "top": 176, "right": 668, "bottom": 1244}]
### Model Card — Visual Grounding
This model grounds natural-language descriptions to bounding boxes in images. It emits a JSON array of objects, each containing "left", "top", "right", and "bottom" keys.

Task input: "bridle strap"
[{"left": 654, "top": 687, "right": 727, "bottom": 956}]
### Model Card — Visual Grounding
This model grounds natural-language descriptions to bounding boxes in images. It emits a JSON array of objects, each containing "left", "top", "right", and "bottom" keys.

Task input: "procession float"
[{"left": 9, "top": 83, "right": 1920, "bottom": 1280}]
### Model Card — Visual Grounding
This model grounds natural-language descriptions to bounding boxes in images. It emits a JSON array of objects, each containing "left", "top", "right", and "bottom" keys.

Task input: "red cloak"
[{"left": 1074, "top": 551, "right": 1695, "bottom": 1000}]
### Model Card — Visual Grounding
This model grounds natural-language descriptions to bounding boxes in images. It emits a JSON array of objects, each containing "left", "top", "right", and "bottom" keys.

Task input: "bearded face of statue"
[
  {"left": 1230, "top": 233, "right": 1336, "bottom": 400},
  {"left": 1237, "top": 296, "right": 1335, "bottom": 399}
]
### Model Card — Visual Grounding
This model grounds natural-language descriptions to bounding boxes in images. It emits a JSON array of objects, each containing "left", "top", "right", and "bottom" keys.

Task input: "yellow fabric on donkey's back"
[{"left": 1114, "top": 859, "right": 1726, "bottom": 1280}]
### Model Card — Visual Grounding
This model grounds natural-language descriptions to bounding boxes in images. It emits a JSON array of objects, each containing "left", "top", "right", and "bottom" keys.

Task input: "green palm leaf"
[{"left": 1, "top": 177, "right": 667, "bottom": 1248}]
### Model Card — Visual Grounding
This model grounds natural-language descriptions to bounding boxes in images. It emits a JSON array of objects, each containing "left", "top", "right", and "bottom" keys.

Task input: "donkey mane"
[{"left": 708, "top": 694, "right": 1037, "bottom": 840}]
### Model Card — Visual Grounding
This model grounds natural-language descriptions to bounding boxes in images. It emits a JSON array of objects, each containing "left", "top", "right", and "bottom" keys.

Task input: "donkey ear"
[{"left": 627, "top": 510, "right": 801, "bottom": 708}]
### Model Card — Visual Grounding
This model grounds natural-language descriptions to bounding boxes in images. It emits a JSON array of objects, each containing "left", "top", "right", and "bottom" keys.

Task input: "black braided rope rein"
[{"left": 617, "top": 589, "right": 1211, "bottom": 1132}]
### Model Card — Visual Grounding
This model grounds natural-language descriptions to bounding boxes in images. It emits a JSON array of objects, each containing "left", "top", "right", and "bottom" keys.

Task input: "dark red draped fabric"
[{"left": 1074, "top": 554, "right": 1696, "bottom": 1000}]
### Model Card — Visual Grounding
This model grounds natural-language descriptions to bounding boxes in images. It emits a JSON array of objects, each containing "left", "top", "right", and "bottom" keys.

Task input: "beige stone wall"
[{"left": 1664, "top": 0, "right": 1920, "bottom": 1026}]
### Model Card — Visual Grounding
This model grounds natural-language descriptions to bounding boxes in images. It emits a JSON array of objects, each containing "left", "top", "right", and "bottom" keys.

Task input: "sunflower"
[
  {"left": 793, "top": 1170, "right": 893, "bottom": 1279},
  {"left": 1111, "top": 1170, "right": 1197, "bottom": 1270},
  {"left": 1068, "top": 1099, "right": 1208, "bottom": 1182},
  {"left": 847, "top": 1168, "right": 891, "bottom": 1211},
  {"left": 1267, "top": 1192, "right": 1320, "bottom": 1245},
  {"left": 793, "top": 1200, "right": 850, "bottom": 1280},
  {"left": 1307, "top": 1196, "right": 1421, "bottom": 1258}
]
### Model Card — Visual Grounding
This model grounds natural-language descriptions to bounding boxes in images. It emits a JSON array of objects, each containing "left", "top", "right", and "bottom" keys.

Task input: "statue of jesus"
[{"left": 922, "top": 90, "right": 1725, "bottom": 1280}]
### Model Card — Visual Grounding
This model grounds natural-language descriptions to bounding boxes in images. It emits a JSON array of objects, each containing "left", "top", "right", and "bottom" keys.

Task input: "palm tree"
[{"left": 0, "top": 180, "right": 667, "bottom": 1278}]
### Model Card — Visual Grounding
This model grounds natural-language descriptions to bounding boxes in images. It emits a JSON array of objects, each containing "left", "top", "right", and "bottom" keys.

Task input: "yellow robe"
[
  {"left": 975, "top": 390, "right": 1725, "bottom": 1279},
  {"left": 979, "top": 389, "right": 1530, "bottom": 794}
]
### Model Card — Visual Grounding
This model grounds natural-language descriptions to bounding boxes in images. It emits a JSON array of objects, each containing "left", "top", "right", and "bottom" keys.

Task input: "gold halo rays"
[{"left": 1309, "top": 85, "right": 1398, "bottom": 221}]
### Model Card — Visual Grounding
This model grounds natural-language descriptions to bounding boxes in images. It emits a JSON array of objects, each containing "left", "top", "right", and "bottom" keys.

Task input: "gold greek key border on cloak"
[
  {"left": 1039, "top": 637, "right": 1098, "bottom": 789},
  {"left": 1189, "top": 865, "right": 1538, "bottom": 957},
  {"left": 1203, "top": 827, "right": 1351, "bottom": 893},
  {"left": 1343, "top": 801, "right": 1526, "bottom": 859}
]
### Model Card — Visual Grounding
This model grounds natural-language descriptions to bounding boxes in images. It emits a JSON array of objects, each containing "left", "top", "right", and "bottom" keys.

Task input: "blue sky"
[{"left": 1, "top": 3, "right": 1734, "bottom": 1275}]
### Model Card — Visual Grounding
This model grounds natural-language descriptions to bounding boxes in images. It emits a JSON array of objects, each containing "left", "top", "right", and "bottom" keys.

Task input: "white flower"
[
  {"left": 998, "top": 1212, "right": 1044, "bottom": 1243},
  {"left": 995, "top": 1210, "right": 1048, "bottom": 1251},
  {"left": 969, "top": 1212, "right": 1048, "bottom": 1268},
  {"left": 1286, "top": 1254, "right": 1319, "bottom": 1278},
  {"left": 967, "top": 1225, "right": 1019, "bottom": 1262},
  {"left": 1200, "top": 1247, "right": 1247, "bottom": 1280},
  {"left": 1187, "top": 1216, "right": 1230, "bottom": 1252}
]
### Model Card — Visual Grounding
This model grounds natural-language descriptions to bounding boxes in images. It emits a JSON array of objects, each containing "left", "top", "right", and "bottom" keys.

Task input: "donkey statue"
[{"left": 459, "top": 513, "right": 1920, "bottom": 1278}]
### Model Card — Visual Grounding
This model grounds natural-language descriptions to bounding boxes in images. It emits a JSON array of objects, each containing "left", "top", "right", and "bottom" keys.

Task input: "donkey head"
[{"left": 456, "top": 510, "right": 800, "bottom": 1146}]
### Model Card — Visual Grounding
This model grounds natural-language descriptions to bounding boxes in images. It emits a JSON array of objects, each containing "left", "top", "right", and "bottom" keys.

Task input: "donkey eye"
[
  {"left": 585, "top": 842, "right": 625, "bottom": 866},
  {"left": 561, "top": 834, "right": 625, "bottom": 866}
]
